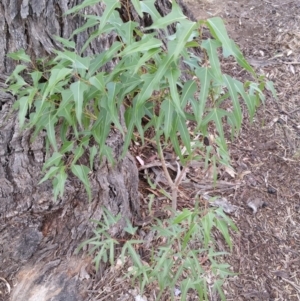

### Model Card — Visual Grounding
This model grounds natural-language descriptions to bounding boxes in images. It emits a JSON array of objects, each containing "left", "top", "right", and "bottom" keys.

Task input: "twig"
[{"left": 157, "top": 142, "right": 177, "bottom": 212}]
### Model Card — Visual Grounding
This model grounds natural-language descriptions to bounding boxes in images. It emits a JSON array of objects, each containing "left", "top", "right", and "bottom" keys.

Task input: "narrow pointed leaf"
[
  {"left": 180, "top": 80, "right": 197, "bottom": 108},
  {"left": 42, "top": 68, "right": 72, "bottom": 103},
  {"left": 178, "top": 116, "right": 191, "bottom": 155},
  {"left": 161, "top": 99, "right": 174, "bottom": 140},
  {"left": 223, "top": 74, "right": 242, "bottom": 130},
  {"left": 89, "top": 73, "right": 105, "bottom": 92},
  {"left": 53, "top": 36, "right": 75, "bottom": 49},
  {"left": 266, "top": 80, "right": 277, "bottom": 100},
  {"left": 215, "top": 218, "right": 232, "bottom": 250},
  {"left": 71, "top": 164, "right": 91, "bottom": 200},
  {"left": 7, "top": 49, "right": 31, "bottom": 62},
  {"left": 201, "top": 39, "right": 222, "bottom": 81},
  {"left": 43, "top": 152, "right": 63, "bottom": 170},
  {"left": 195, "top": 67, "right": 213, "bottom": 124},
  {"left": 173, "top": 20, "right": 197, "bottom": 60},
  {"left": 39, "top": 166, "right": 60, "bottom": 184},
  {"left": 70, "top": 81, "right": 89, "bottom": 127},
  {"left": 206, "top": 17, "right": 254, "bottom": 74},
  {"left": 89, "top": 145, "right": 98, "bottom": 169},
  {"left": 45, "top": 115, "right": 58, "bottom": 151},
  {"left": 166, "top": 67, "right": 185, "bottom": 118}
]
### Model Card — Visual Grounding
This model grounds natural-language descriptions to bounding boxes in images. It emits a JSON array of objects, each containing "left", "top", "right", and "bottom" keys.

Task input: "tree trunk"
[{"left": 0, "top": 1, "right": 194, "bottom": 300}]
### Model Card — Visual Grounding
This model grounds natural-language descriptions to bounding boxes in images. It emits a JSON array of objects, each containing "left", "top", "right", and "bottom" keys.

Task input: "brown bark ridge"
[{"left": 0, "top": 1, "right": 195, "bottom": 300}]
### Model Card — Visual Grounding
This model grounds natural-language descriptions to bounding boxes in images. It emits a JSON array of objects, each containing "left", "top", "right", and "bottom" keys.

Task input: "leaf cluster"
[
  {"left": 78, "top": 204, "right": 237, "bottom": 300},
  {"left": 5, "top": 0, "right": 275, "bottom": 201}
]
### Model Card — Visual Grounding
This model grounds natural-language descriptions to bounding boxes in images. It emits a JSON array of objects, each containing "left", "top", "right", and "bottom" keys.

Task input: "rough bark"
[{"left": 0, "top": 1, "right": 195, "bottom": 300}]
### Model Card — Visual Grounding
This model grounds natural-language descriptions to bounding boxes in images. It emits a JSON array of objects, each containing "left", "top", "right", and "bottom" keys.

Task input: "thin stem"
[{"left": 157, "top": 141, "right": 177, "bottom": 213}]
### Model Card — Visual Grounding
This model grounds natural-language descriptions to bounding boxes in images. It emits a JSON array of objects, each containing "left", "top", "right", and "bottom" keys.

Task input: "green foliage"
[
  {"left": 4, "top": 1, "right": 276, "bottom": 299},
  {"left": 5, "top": 0, "right": 271, "bottom": 201},
  {"left": 79, "top": 204, "right": 237, "bottom": 300}
]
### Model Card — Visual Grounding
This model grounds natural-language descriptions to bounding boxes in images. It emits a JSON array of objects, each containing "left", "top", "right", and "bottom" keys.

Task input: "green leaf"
[
  {"left": 56, "top": 90, "right": 74, "bottom": 124},
  {"left": 136, "top": 73, "right": 156, "bottom": 107},
  {"left": 66, "top": 0, "right": 103, "bottom": 14},
  {"left": 6, "top": 64, "right": 27, "bottom": 90},
  {"left": 117, "top": 21, "right": 138, "bottom": 45},
  {"left": 119, "top": 73, "right": 143, "bottom": 98},
  {"left": 45, "top": 115, "right": 58, "bottom": 151},
  {"left": 71, "top": 164, "right": 92, "bottom": 200},
  {"left": 182, "top": 223, "right": 197, "bottom": 249},
  {"left": 53, "top": 168, "right": 67, "bottom": 200},
  {"left": 105, "top": 82, "right": 124, "bottom": 133},
  {"left": 180, "top": 80, "right": 197, "bottom": 108},
  {"left": 122, "top": 113, "right": 135, "bottom": 157},
  {"left": 7, "top": 49, "right": 31, "bottom": 62},
  {"left": 215, "top": 218, "right": 232, "bottom": 250},
  {"left": 70, "top": 81, "right": 89, "bottom": 127},
  {"left": 161, "top": 98, "right": 174, "bottom": 140},
  {"left": 30, "top": 71, "right": 43, "bottom": 86},
  {"left": 43, "top": 152, "right": 63, "bottom": 170},
  {"left": 201, "top": 39, "right": 222, "bottom": 81},
  {"left": 131, "top": 0, "right": 143, "bottom": 17},
  {"left": 42, "top": 68, "right": 73, "bottom": 103},
  {"left": 119, "top": 35, "right": 162, "bottom": 57},
  {"left": 213, "top": 280, "right": 227, "bottom": 301},
  {"left": 70, "top": 17, "right": 100, "bottom": 38},
  {"left": 170, "top": 122, "right": 183, "bottom": 161},
  {"left": 89, "top": 145, "right": 98, "bottom": 169},
  {"left": 178, "top": 116, "right": 191, "bottom": 155},
  {"left": 73, "top": 144, "right": 84, "bottom": 164},
  {"left": 98, "top": 0, "right": 121, "bottom": 33},
  {"left": 17, "top": 96, "right": 30, "bottom": 127},
  {"left": 206, "top": 17, "right": 254, "bottom": 74},
  {"left": 61, "top": 141, "right": 74, "bottom": 153},
  {"left": 134, "top": 48, "right": 161, "bottom": 74},
  {"left": 172, "top": 20, "right": 197, "bottom": 60},
  {"left": 140, "top": 1, "right": 161, "bottom": 21},
  {"left": 89, "top": 72, "right": 105, "bottom": 92},
  {"left": 201, "top": 211, "right": 215, "bottom": 246},
  {"left": 53, "top": 36, "right": 75, "bottom": 49},
  {"left": 194, "top": 67, "right": 213, "bottom": 124},
  {"left": 148, "top": 1, "right": 186, "bottom": 30},
  {"left": 223, "top": 74, "right": 242, "bottom": 131},
  {"left": 55, "top": 51, "right": 90, "bottom": 70},
  {"left": 39, "top": 166, "right": 60, "bottom": 184},
  {"left": 173, "top": 209, "right": 192, "bottom": 224},
  {"left": 88, "top": 42, "right": 122, "bottom": 75},
  {"left": 233, "top": 80, "right": 256, "bottom": 120},
  {"left": 166, "top": 66, "right": 185, "bottom": 118},
  {"left": 215, "top": 207, "right": 238, "bottom": 231},
  {"left": 266, "top": 80, "right": 277, "bottom": 100},
  {"left": 206, "top": 17, "right": 233, "bottom": 57},
  {"left": 203, "top": 108, "right": 228, "bottom": 140}
]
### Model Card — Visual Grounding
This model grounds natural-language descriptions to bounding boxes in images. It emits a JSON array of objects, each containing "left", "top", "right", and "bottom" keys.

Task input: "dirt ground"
[{"left": 184, "top": 0, "right": 300, "bottom": 300}]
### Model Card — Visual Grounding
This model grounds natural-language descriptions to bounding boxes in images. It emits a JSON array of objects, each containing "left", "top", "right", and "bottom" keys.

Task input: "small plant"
[
  {"left": 78, "top": 204, "right": 237, "bottom": 300},
  {"left": 4, "top": 0, "right": 277, "bottom": 299},
  {"left": 5, "top": 0, "right": 275, "bottom": 205}
]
